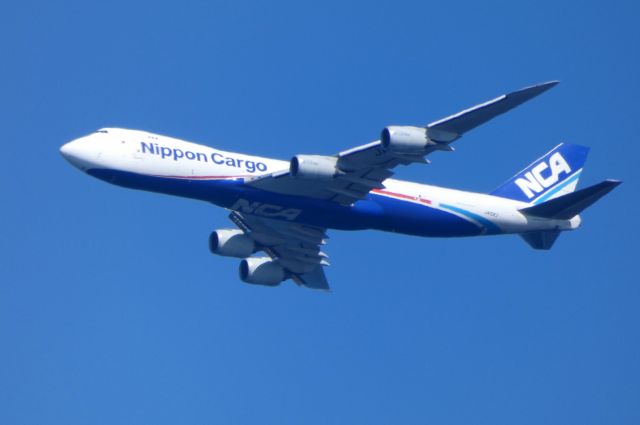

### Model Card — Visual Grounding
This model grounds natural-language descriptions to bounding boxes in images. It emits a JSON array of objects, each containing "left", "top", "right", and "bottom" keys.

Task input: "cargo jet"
[{"left": 60, "top": 82, "right": 620, "bottom": 290}]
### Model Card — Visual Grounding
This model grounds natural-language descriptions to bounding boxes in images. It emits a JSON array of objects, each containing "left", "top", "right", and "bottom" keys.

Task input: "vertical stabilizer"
[{"left": 491, "top": 143, "right": 589, "bottom": 204}]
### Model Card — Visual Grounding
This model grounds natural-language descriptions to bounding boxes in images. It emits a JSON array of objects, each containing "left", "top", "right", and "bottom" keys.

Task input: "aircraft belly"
[
  {"left": 87, "top": 169, "right": 486, "bottom": 237},
  {"left": 87, "top": 168, "right": 245, "bottom": 206},
  {"left": 366, "top": 193, "right": 483, "bottom": 237}
]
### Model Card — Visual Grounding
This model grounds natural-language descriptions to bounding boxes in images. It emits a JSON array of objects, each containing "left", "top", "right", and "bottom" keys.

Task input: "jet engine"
[
  {"left": 380, "top": 126, "right": 431, "bottom": 154},
  {"left": 290, "top": 155, "right": 340, "bottom": 179},
  {"left": 239, "top": 257, "right": 286, "bottom": 286},
  {"left": 209, "top": 229, "right": 255, "bottom": 258}
]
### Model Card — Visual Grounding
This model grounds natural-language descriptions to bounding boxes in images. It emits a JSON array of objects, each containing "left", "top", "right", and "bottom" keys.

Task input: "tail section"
[
  {"left": 518, "top": 179, "right": 621, "bottom": 250},
  {"left": 491, "top": 143, "right": 590, "bottom": 204},
  {"left": 520, "top": 230, "right": 562, "bottom": 250},
  {"left": 519, "top": 179, "right": 621, "bottom": 220}
]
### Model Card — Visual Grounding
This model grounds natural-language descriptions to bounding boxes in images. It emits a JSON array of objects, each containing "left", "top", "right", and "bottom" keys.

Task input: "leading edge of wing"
[
  {"left": 249, "top": 81, "right": 559, "bottom": 206},
  {"left": 426, "top": 81, "right": 559, "bottom": 142},
  {"left": 336, "top": 81, "right": 559, "bottom": 160}
]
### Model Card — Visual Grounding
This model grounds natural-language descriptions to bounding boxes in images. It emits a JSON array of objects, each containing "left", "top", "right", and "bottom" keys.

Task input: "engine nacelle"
[
  {"left": 209, "top": 229, "right": 255, "bottom": 258},
  {"left": 380, "top": 126, "right": 430, "bottom": 154},
  {"left": 290, "top": 155, "right": 339, "bottom": 179},
  {"left": 239, "top": 257, "right": 286, "bottom": 286}
]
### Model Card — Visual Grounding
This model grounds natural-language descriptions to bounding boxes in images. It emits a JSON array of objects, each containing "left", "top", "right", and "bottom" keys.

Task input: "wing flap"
[
  {"left": 293, "top": 267, "right": 330, "bottom": 291},
  {"left": 229, "top": 212, "right": 331, "bottom": 290}
]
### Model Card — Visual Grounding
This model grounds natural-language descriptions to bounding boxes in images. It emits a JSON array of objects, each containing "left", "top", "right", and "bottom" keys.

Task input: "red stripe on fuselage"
[
  {"left": 150, "top": 175, "right": 250, "bottom": 180},
  {"left": 371, "top": 188, "right": 432, "bottom": 204}
]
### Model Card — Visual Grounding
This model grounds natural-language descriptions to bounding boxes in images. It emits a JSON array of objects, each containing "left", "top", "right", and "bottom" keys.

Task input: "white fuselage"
[{"left": 60, "top": 128, "right": 580, "bottom": 238}]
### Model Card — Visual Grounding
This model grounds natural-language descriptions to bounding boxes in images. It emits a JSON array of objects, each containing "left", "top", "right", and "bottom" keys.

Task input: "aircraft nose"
[
  {"left": 60, "top": 136, "right": 99, "bottom": 171},
  {"left": 59, "top": 140, "right": 76, "bottom": 158}
]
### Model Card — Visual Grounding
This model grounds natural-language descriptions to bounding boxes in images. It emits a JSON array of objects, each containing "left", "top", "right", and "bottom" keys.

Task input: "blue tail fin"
[{"left": 490, "top": 143, "right": 590, "bottom": 204}]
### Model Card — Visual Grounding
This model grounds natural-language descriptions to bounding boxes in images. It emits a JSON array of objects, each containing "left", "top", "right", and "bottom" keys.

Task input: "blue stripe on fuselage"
[
  {"left": 87, "top": 168, "right": 484, "bottom": 237},
  {"left": 366, "top": 193, "right": 482, "bottom": 237},
  {"left": 439, "top": 203, "right": 501, "bottom": 234}
]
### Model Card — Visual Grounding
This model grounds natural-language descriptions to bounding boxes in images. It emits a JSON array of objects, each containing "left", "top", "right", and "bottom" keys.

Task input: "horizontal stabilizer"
[
  {"left": 520, "top": 179, "right": 621, "bottom": 220},
  {"left": 428, "top": 81, "right": 559, "bottom": 142},
  {"left": 520, "top": 230, "right": 561, "bottom": 250}
]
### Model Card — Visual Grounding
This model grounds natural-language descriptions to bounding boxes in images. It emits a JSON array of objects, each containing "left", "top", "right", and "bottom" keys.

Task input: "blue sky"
[{"left": 1, "top": 1, "right": 639, "bottom": 424}]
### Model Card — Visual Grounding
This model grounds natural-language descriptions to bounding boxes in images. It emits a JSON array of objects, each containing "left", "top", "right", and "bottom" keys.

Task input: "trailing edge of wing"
[
  {"left": 292, "top": 267, "right": 330, "bottom": 291},
  {"left": 229, "top": 212, "right": 331, "bottom": 291},
  {"left": 427, "top": 81, "right": 559, "bottom": 142}
]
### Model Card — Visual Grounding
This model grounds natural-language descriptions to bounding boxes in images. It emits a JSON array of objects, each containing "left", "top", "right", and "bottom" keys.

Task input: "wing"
[
  {"left": 230, "top": 211, "right": 330, "bottom": 291},
  {"left": 248, "top": 81, "right": 559, "bottom": 205}
]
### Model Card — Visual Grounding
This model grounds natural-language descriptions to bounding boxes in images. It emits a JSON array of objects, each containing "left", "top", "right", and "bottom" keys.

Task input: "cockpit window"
[{"left": 96, "top": 129, "right": 109, "bottom": 134}]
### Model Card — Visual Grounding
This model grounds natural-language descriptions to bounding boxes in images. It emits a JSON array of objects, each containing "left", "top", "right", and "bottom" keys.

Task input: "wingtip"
[
  {"left": 524, "top": 80, "right": 560, "bottom": 92},
  {"left": 507, "top": 80, "right": 559, "bottom": 100},
  {"left": 542, "top": 80, "right": 560, "bottom": 87}
]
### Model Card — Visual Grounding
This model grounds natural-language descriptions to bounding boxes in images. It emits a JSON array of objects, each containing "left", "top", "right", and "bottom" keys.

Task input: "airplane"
[{"left": 60, "top": 81, "right": 620, "bottom": 291}]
